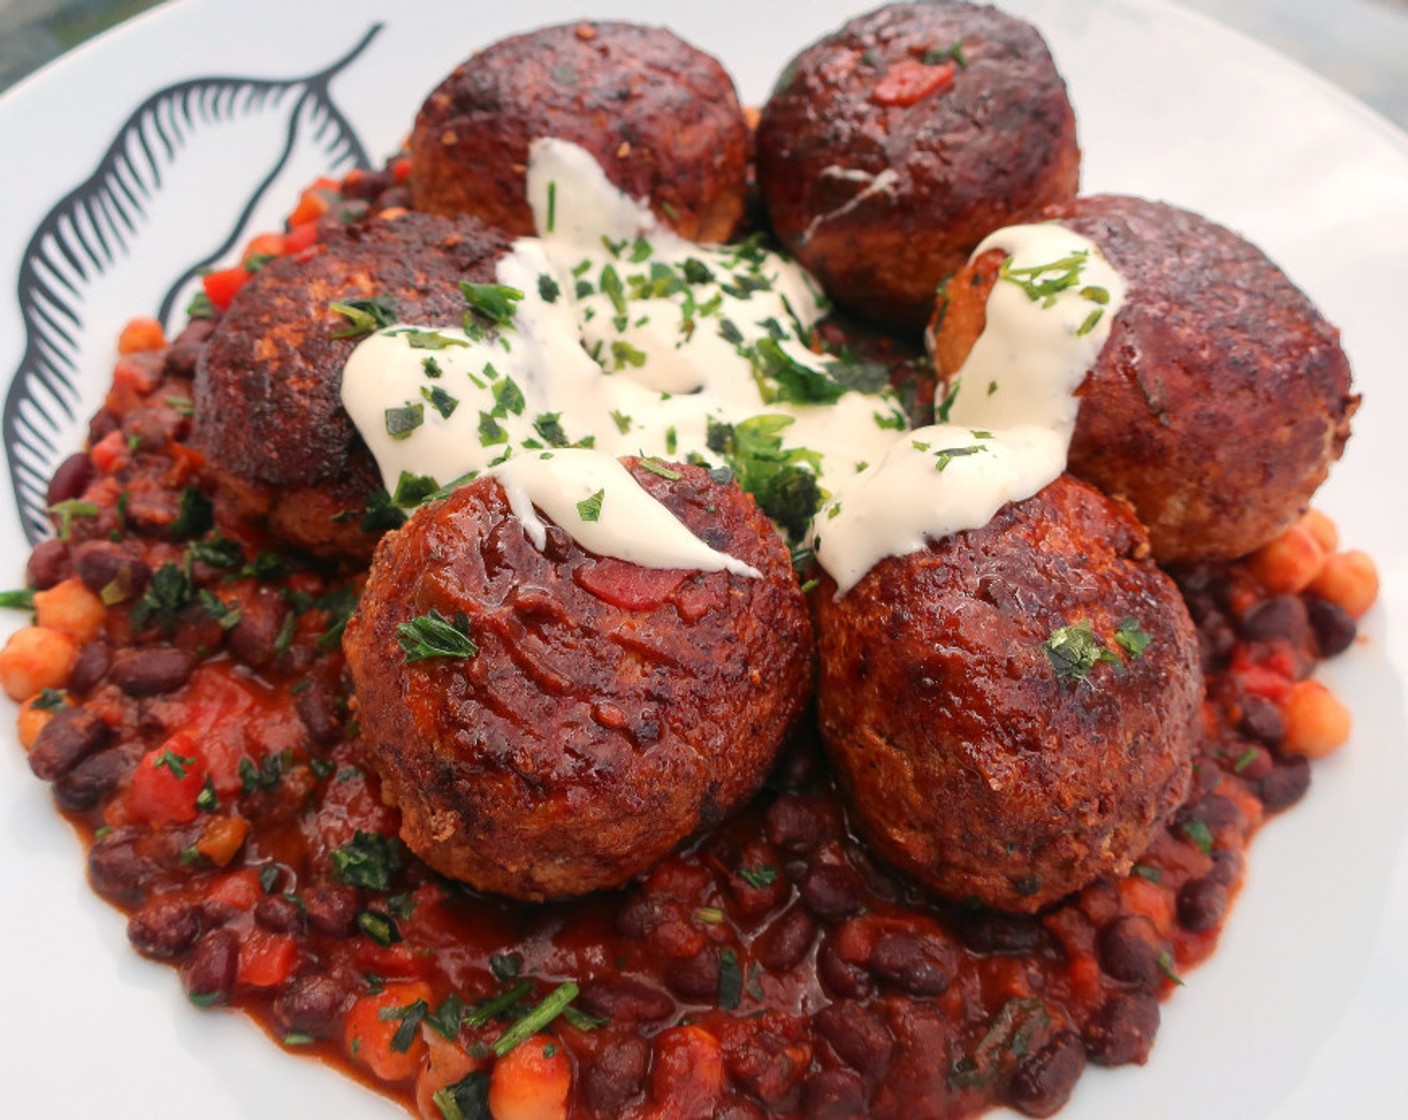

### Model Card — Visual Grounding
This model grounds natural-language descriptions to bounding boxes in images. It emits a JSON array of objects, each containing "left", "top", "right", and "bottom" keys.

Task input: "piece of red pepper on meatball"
[
  {"left": 192, "top": 212, "right": 512, "bottom": 561},
  {"left": 756, "top": 1, "right": 1080, "bottom": 332},
  {"left": 931, "top": 195, "right": 1358, "bottom": 562},
  {"left": 812, "top": 474, "right": 1201, "bottom": 913},
  {"left": 408, "top": 21, "right": 752, "bottom": 243},
  {"left": 343, "top": 459, "right": 814, "bottom": 900}
]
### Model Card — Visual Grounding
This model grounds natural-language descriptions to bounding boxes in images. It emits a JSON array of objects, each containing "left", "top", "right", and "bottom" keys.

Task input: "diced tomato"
[
  {"left": 354, "top": 937, "right": 434, "bottom": 980},
  {"left": 238, "top": 928, "right": 299, "bottom": 988},
  {"left": 282, "top": 221, "right": 320, "bottom": 254},
  {"left": 576, "top": 558, "right": 687, "bottom": 610},
  {"left": 203, "top": 266, "right": 252, "bottom": 310},
  {"left": 117, "top": 316, "right": 166, "bottom": 355},
  {"left": 207, "top": 868, "right": 262, "bottom": 911},
  {"left": 242, "top": 232, "right": 286, "bottom": 264},
  {"left": 872, "top": 59, "right": 956, "bottom": 107},
  {"left": 128, "top": 733, "right": 208, "bottom": 825},
  {"left": 392, "top": 156, "right": 413, "bottom": 184},
  {"left": 1230, "top": 646, "right": 1295, "bottom": 703},
  {"left": 287, "top": 180, "right": 338, "bottom": 228},
  {"left": 89, "top": 428, "right": 129, "bottom": 474}
]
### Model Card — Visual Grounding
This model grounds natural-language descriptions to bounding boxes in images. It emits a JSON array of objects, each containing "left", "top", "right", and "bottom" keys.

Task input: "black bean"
[
  {"left": 1238, "top": 695, "right": 1284, "bottom": 746},
  {"left": 1192, "top": 793, "right": 1240, "bottom": 835},
  {"left": 954, "top": 909, "right": 1048, "bottom": 955},
  {"left": 1008, "top": 1032, "right": 1086, "bottom": 1118},
  {"left": 581, "top": 1034, "right": 650, "bottom": 1116},
  {"left": 273, "top": 971, "right": 353, "bottom": 1037},
  {"left": 165, "top": 321, "right": 215, "bottom": 375},
  {"left": 227, "top": 587, "right": 290, "bottom": 669},
  {"left": 816, "top": 933, "right": 872, "bottom": 1000},
  {"left": 304, "top": 883, "right": 360, "bottom": 938},
  {"left": 26, "top": 538, "right": 72, "bottom": 590},
  {"left": 182, "top": 928, "right": 239, "bottom": 1006},
  {"left": 1097, "top": 916, "right": 1164, "bottom": 990},
  {"left": 88, "top": 828, "right": 157, "bottom": 904},
  {"left": 754, "top": 905, "right": 818, "bottom": 972},
  {"left": 765, "top": 794, "right": 833, "bottom": 854},
  {"left": 88, "top": 409, "right": 119, "bottom": 444},
  {"left": 29, "top": 707, "right": 111, "bottom": 781},
  {"left": 1255, "top": 756, "right": 1311, "bottom": 812},
  {"left": 53, "top": 747, "right": 127, "bottom": 812},
  {"left": 46, "top": 452, "right": 96, "bottom": 506},
  {"left": 868, "top": 930, "right": 955, "bottom": 995},
  {"left": 295, "top": 682, "right": 342, "bottom": 747},
  {"left": 576, "top": 977, "right": 674, "bottom": 1024},
  {"left": 110, "top": 646, "right": 197, "bottom": 696},
  {"left": 801, "top": 1068, "right": 866, "bottom": 1120},
  {"left": 1305, "top": 596, "right": 1357, "bottom": 657},
  {"left": 813, "top": 1001, "right": 894, "bottom": 1076},
  {"left": 128, "top": 900, "right": 203, "bottom": 959},
  {"left": 1205, "top": 848, "right": 1244, "bottom": 889},
  {"left": 665, "top": 947, "right": 721, "bottom": 1001},
  {"left": 67, "top": 640, "right": 113, "bottom": 695},
  {"left": 255, "top": 894, "right": 305, "bottom": 934},
  {"left": 1083, "top": 992, "right": 1160, "bottom": 1066},
  {"left": 1177, "top": 876, "right": 1229, "bottom": 932},
  {"left": 73, "top": 539, "right": 149, "bottom": 601},
  {"left": 800, "top": 863, "right": 865, "bottom": 921},
  {"left": 1238, "top": 595, "right": 1309, "bottom": 645}
]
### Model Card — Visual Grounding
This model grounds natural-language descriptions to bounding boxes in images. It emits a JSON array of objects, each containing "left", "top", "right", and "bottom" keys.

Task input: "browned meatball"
[
  {"left": 192, "top": 212, "right": 511, "bottom": 559},
  {"left": 813, "top": 475, "right": 1200, "bottom": 913},
  {"left": 756, "top": 1, "right": 1079, "bottom": 332},
  {"left": 932, "top": 195, "right": 1358, "bottom": 562},
  {"left": 409, "top": 22, "right": 750, "bottom": 243},
  {"left": 343, "top": 459, "right": 814, "bottom": 900}
]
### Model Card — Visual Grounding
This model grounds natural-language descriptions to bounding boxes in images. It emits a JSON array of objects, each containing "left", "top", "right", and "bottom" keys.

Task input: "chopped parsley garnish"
[
  {"left": 132, "top": 562, "right": 193, "bottom": 631},
  {"left": 422, "top": 356, "right": 442, "bottom": 378},
  {"left": 398, "top": 609, "right": 478, "bottom": 663},
  {"left": 639, "top": 457, "right": 681, "bottom": 481},
  {"left": 329, "top": 296, "right": 398, "bottom": 339},
  {"left": 1232, "top": 747, "right": 1259, "bottom": 773},
  {"left": 384, "top": 402, "right": 424, "bottom": 440},
  {"left": 489, "top": 952, "right": 523, "bottom": 982},
  {"left": 332, "top": 831, "right": 402, "bottom": 892},
  {"left": 1157, "top": 950, "right": 1185, "bottom": 986},
  {"left": 32, "top": 688, "right": 66, "bottom": 710},
  {"left": 537, "top": 273, "right": 560, "bottom": 303},
  {"left": 718, "top": 948, "right": 742, "bottom": 1010},
  {"left": 393, "top": 328, "right": 468, "bottom": 351},
  {"left": 753, "top": 338, "right": 846, "bottom": 405},
  {"left": 195, "top": 778, "right": 219, "bottom": 813},
  {"left": 459, "top": 281, "right": 524, "bottom": 327},
  {"left": 170, "top": 488, "right": 214, "bottom": 539},
  {"left": 197, "top": 589, "right": 243, "bottom": 630},
  {"left": 392, "top": 471, "right": 440, "bottom": 508},
  {"left": 153, "top": 748, "right": 196, "bottom": 779},
  {"left": 433, "top": 1070, "right": 490, "bottom": 1120},
  {"left": 936, "top": 378, "right": 962, "bottom": 423},
  {"left": 492, "top": 376, "right": 525, "bottom": 417},
  {"left": 1042, "top": 620, "right": 1118, "bottom": 682},
  {"left": 610, "top": 409, "right": 632, "bottom": 435},
  {"left": 1131, "top": 863, "right": 1162, "bottom": 883},
  {"left": 187, "top": 530, "right": 244, "bottom": 570},
  {"left": 682, "top": 257, "right": 714, "bottom": 285},
  {"left": 1181, "top": 818, "right": 1214, "bottom": 855},
  {"left": 362, "top": 488, "right": 408, "bottom": 533},
  {"left": 932, "top": 445, "right": 986, "bottom": 471},
  {"left": 421, "top": 384, "right": 459, "bottom": 419},
  {"left": 532, "top": 413, "right": 569, "bottom": 448},
  {"left": 923, "top": 39, "right": 968, "bottom": 67},
  {"left": 610, "top": 340, "right": 647, "bottom": 370},
  {"left": 239, "top": 751, "right": 287, "bottom": 794},
  {"left": 357, "top": 910, "right": 401, "bottom": 947},
  {"left": 707, "top": 415, "right": 822, "bottom": 545},
  {"left": 477, "top": 411, "right": 508, "bottom": 446},
  {"left": 576, "top": 489, "right": 605, "bottom": 523},
  {"left": 186, "top": 290, "right": 216, "bottom": 320},
  {"left": 1114, "top": 616, "right": 1151, "bottom": 658}
]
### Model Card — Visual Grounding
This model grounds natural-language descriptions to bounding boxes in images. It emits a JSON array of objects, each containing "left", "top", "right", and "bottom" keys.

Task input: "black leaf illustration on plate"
[{"left": 5, "top": 24, "right": 383, "bottom": 544}]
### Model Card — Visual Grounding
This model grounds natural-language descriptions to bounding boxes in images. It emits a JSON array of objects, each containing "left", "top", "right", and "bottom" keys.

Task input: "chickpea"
[
  {"left": 117, "top": 316, "right": 166, "bottom": 354},
  {"left": 1307, "top": 549, "right": 1379, "bottom": 621},
  {"left": 1298, "top": 508, "right": 1339, "bottom": 553},
  {"left": 34, "top": 578, "right": 106, "bottom": 643},
  {"left": 0, "top": 626, "right": 78, "bottom": 701},
  {"left": 487, "top": 1035, "right": 571, "bottom": 1120},
  {"left": 16, "top": 695, "right": 57, "bottom": 749},
  {"left": 1246, "top": 524, "right": 1324, "bottom": 594},
  {"left": 1280, "top": 679, "right": 1352, "bottom": 758}
]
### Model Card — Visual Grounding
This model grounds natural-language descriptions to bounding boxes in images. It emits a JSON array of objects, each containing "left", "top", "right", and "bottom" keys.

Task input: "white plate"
[{"left": 1, "top": 1, "right": 1405, "bottom": 1117}]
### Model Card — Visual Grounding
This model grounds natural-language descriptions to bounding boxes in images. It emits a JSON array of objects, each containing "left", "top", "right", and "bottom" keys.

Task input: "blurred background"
[{"left": 1, "top": 0, "right": 1406, "bottom": 130}]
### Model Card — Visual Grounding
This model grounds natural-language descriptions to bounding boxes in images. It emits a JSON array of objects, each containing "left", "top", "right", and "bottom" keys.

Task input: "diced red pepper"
[
  {"left": 392, "top": 156, "right": 413, "bottom": 184},
  {"left": 242, "top": 232, "right": 286, "bottom": 265},
  {"left": 89, "top": 428, "right": 128, "bottom": 474},
  {"left": 207, "top": 868, "right": 261, "bottom": 912},
  {"left": 872, "top": 59, "right": 956, "bottom": 107},
  {"left": 237, "top": 928, "right": 299, "bottom": 988},
  {"left": 282, "top": 221, "right": 320, "bottom": 254},
  {"left": 128, "top": 733, "right": 208, "bottom": 825},
  {"left": 203, "top": 266, "right": 252, "bottom": 311},
  {"left": 287, "top": 186, "right": 335, "bottom": 228}
]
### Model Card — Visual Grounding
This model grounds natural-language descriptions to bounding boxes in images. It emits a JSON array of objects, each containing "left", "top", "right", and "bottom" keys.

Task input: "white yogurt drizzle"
[
  {"left": 813, "top": 222, "right": 1127, "bottom": 593},
  {"left": 341, "top": 138, "right": 906, "bottom": 574},
  {"left": 341, "top": 144, "right": 1125, "bottom": 592}
]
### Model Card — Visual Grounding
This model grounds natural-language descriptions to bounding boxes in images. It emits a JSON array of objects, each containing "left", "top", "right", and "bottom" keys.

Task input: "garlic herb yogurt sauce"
[{"left": 341, "top": 140, "right": 1124, "bottom": 592}]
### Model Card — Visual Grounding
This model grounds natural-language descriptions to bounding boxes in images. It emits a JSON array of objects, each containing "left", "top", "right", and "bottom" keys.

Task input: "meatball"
[
  {"left": 813, "top": 475, "right": 1200, "bottom": 912},
  {"left": 409, "top": 22, "right": 750, "bottom": 243},
  {"left": 756, "top": 1, "right": 1079, "bottom": 332},
  {"left": 343, "top": 459, "right": 813, "bottom": 900},
  {"left": 193, "top": 212, "right": 511, "bottom": 559},
  {"left": 931, "top": 195, "right": 1358, "bottom": 561}
]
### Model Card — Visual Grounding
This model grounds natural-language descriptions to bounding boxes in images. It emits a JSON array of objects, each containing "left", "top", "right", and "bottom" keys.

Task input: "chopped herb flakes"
[
  {"left": 1042, "top": 620, "right": 1118, "bottom": 682},
  {"left": 576, "top": 489, "right": 605, "bottom": 523},
  {"left": 385, "top": 403, "right": 425, "bottom": 440},
  {"left": 398, "top": 609, "right": 478, "bottom": 663},
  {"left": 491, "top": 982, "right": 580, "bottom": 1057},
  {"left": 329, "top": 296, "right": 398, "bottom": 339},
  {"left": 331, "top": 831, "right": 402, "bottom": 892}
]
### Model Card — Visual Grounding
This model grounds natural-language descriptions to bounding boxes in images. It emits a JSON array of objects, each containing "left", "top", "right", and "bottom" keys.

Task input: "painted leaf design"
[{"left": 4, "top": 25, "right": 383, "bottom": 544}]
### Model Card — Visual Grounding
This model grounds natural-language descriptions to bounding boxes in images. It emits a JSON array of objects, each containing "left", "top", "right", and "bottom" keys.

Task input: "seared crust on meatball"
[
  {"left": 933, "top": 195, "right": 1358, "bottom": 561},
  {"left": 813, "top": 475, "right": 1199, "bottom": 912},
  {"left": 193, "top": 212, "right": 511, "bottom": 559},
  {"left": 756, "top": 1, "right": 1079, "bottom": 331},
  {"left": 343, "top": 459, "right": 814, "bottom": 900},
  {"left": 409, "top": 22, "right": 750, "bottom": 243}
]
